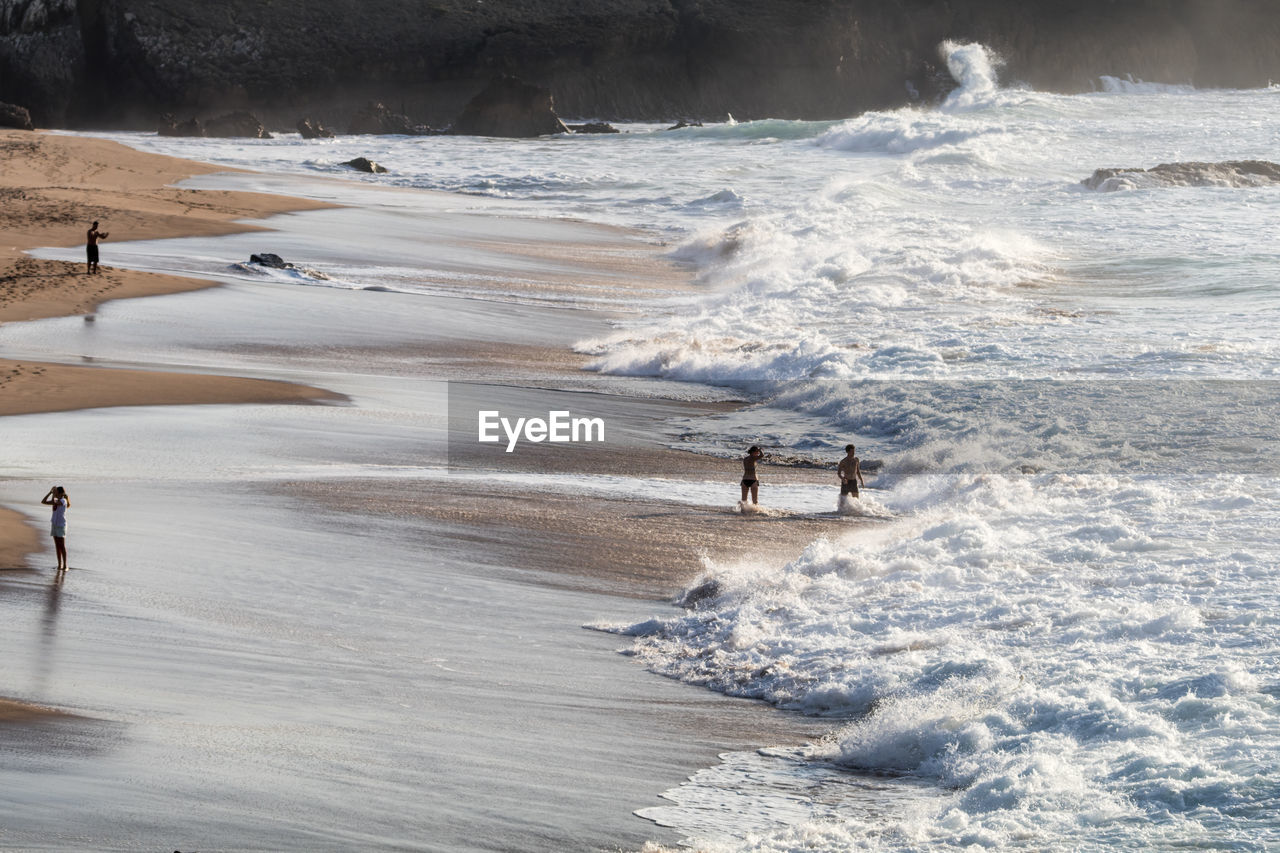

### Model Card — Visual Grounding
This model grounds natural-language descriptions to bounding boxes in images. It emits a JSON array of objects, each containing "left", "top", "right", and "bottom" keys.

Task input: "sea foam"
[{"left": 65, "top": 46, "right": 1280, "bottom": 852}]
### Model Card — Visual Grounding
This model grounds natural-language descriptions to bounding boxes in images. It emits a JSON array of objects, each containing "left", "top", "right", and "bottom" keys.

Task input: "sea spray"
[
  {"left": 65, "top": 64, "right": 1280, "bottom": 853},
  {"left": 619, "top": 455, "right": 1279, "bottom": 848},
  {"left": 836, "top": 494, "right": 891, "bottom": 517},
  {"left": 940, "top": 41, "right": 1005, "bottom": 110},
  {"left": 611, "top": 380, "right": 1278, "bottom": 848}
]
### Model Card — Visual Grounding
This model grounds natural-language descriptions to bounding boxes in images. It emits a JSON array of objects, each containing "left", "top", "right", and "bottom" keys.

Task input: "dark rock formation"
[
  {"left": 249, "top": 253, "right": 289, "bottom": 268},
  {"left": 347, "top": 102, "right": 422, "bottom": 135},
  {"left": 344, "top": 157, "right": 388, "bottom": 173},
  {"left": 0, "top": 101, "right": 33, "bottom": 130},
  {"left": 296, "top": 118, "right": 334, "bottom": 139},
  {"left": 204, "top": 110, "right": 271, "bottom": 138},
  {"left": 679, "top": 578, "right": 723, "bottom": 609},
  {"left": 157, "top": 114, "right": 205, "bottom": 136},
  {"left": 1084, "top": 160, "right": 1280, "bottom": 191},
  {"left": 450, "top": 76, "right": 569, "bottom": 138},
  {"left": 667, "top": 120, "right": 703, "bottom": 131},
  {"left": 3, "top": 0, "right": 1280, "bottom": 128},
  {"left": 245, "top": 252, "right": 331, "bottom": 280},
  {"left": 568, "top": 121, "right": 620, "bottom": 134}
]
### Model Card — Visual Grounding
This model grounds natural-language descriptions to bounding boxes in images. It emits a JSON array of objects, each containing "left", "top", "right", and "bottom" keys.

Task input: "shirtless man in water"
[
  {"left": 740, "top": 445, "right": 763, "bottom": 504},
  {"left": 86, "top": 221, "right": 108, "bottom": 274},
  {"left": 838, "top": 444, "right": 865, "bottom": 498}
]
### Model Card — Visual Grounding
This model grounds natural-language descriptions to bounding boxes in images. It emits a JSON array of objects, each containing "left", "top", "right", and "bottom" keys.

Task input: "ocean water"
[{"left": 41, "top": 41, "right": 1280, "bottom": 851}]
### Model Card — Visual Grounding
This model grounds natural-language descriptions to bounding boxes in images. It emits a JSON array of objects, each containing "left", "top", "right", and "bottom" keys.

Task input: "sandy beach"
[
  {"left": 1, "top": 130, "right": 345, "bottom": 571},
  {"left": 0, "top": 130, "right": 342, "bottom": 417},
  {"left": 0, "top": 129, "right": 850, "bottom": 851},
  {"left": 0, "top": 129, "right": 334, "bottom": 325},
  {"left": 9, "top": 7, "right": 1280, "bottom": 852}
]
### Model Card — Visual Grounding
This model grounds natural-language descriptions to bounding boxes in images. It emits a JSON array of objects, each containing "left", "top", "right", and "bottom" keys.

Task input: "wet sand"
[
  {"left": 0, "top": 131, "right": 852, "bottom": 851},
  {"left": 0, "top": 130, "right": 342, "bottom": 572},
  {"left": 0, "top": 696, "right": 78, "bottom": 723},
  {"left": 0, "top": 506, "right": 42, "bottom": 571},
  {"left": 285, "top": 451, "right": 841, "bottom": 600}
]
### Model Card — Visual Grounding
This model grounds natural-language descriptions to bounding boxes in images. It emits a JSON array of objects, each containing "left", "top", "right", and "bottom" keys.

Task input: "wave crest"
[
  {"left": 815, "top": 114, "right": 994, "bottom": 154},
  {"left": 940, "top": 41, "right": 1004, "bottom": 110}
]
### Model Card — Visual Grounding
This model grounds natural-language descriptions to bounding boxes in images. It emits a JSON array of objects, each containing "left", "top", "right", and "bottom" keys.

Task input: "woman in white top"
[{"left": 41, "top": 485, "right": 70, "bottom": 571}]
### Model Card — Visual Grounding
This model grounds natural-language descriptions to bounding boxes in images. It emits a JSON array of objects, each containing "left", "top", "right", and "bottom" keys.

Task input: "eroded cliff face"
[
  {"left": 1, "top": 0, "right": 83, "bottom": 123},
  {"left": 2, "top": 0, "right": 1277, "bottom": 128}
]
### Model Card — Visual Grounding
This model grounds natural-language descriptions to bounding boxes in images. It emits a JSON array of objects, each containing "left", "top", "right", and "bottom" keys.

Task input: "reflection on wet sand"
[
  {"left": 36, "top": 569, "right": 66, "bottom": 695},
  {"left": 0, "top": 569, "right": 68, "bottom": 720}
]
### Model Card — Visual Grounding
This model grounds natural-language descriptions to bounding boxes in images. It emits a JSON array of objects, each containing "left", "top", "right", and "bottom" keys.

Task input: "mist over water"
[{"left": 71, "top": 41, "right": 1280, "bottom": 851}]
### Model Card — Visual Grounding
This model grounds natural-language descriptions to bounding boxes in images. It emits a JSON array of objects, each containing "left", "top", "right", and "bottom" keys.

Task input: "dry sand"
[{"left": 0, "top": 360, "right": 343, "bottom": 417}]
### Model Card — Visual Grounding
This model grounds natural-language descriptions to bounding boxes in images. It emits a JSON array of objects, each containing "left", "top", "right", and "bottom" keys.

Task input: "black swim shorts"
[
  {"left": 841, "top": 481, "right": 859, "bottom": 497},
  {"left": 741, "top": 479, "right": 758, "bottom": 487},
  {"left": 87, "top": 244, "right": 99, "bottom": 262}
]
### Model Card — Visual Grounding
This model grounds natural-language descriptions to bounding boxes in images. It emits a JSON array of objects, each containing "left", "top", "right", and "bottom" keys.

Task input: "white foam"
[
  {"left": 940, "top": 41, "right": 1005, "bottom": 110},
  {"left": 51, "top": 75, "right": 1280, "bottom": 851},
  {"left": 623, "top": 459, "right": 1280, "bottom": 848},
  {"left": 815, "top": 113, "right": 996, "bottom": 154},
  {"left": 1098, "top": 75, "right": 1197, "bottom": 95}
]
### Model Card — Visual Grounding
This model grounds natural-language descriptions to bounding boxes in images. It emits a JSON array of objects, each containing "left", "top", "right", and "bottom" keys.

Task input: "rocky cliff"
[{"left": 3, "top": 0, "right": 1277, "bottom": 128}]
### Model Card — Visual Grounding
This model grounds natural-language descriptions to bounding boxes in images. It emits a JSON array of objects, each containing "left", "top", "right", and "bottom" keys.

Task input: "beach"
[
  {"left": 0, "top": 129, "right": 345, "bottom": 416},
  {"left": 0, "top": 129, "right": 842, "bottom": 850},
  {"left": 1, "top": 129, "right": 346, "bottom": 571},
  {"left": 7, "top": 67, "right": 1279, "bottom": 849}
]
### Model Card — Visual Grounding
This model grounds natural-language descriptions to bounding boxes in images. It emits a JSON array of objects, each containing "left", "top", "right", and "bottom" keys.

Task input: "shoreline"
[
  {"left": 0, "top": 128, "right": 850, "bottom": 851},
  {"left": 0, "top": 129, "right": 854, "bottom": 599},
  {"left": 0, "top": 130, "right": 337, "bottom": 326},
  {"left": 0, "top": 130, "right": 346, "bottom": 568}
]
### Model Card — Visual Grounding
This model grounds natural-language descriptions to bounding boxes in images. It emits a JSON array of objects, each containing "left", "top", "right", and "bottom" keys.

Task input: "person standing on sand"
[
  {"left": 741, "top": 445, "right": 763, "bottom": 505},
  {"left": 838, "top": 444, "right": 865, "bottom": 499},
  {"left": 41, "top": 486, "right": 70, "bottom": 572},
  {"left": 86, "top": 221, "right": 108, "bottom": 274}
]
